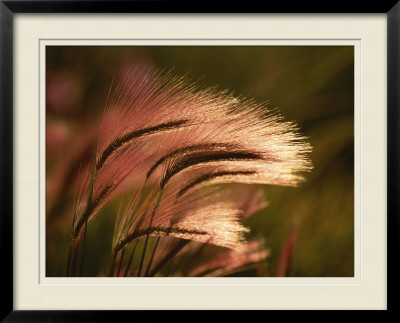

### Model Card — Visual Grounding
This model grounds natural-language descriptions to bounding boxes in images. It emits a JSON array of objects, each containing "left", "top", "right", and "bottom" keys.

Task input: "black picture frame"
[{"left": 1, "top": 1, "right": 399, "bottom": 321}]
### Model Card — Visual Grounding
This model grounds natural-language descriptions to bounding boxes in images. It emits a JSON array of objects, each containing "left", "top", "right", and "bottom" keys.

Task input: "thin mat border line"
[{"left": 39, "top": 39, "right": 361, "bottom": 285}]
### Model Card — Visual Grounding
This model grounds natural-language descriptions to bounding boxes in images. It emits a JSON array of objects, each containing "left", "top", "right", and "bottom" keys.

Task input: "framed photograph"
[{"left": 1, "top": 0, "right": 398, "bottom": 320}]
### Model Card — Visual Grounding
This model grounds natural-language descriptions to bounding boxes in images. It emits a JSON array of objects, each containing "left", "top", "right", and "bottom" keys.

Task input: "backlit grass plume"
[{"left": 66, "top": 68, "right": 312, "bottom": 277}]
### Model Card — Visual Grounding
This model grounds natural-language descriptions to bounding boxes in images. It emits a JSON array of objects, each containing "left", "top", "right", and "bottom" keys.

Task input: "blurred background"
[{"left": 46, "top": 46, "right": 354, "bottom": 277}]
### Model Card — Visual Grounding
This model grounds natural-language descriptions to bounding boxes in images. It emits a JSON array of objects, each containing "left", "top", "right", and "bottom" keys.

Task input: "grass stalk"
[
  {"left": 149, "top": 239, "right": 189, "bottom": 277},
  {"left": 76, "top": 162, "right": 96, "bottom": 277},
  {"left": 144, "top": 236, "right": 160, "bottom": 277},
  {"left": 116, "top": 248, "right": 125, "bottom": 277},
  {"left": 78, "top": 220, "right": 88, "bottom": 276},
  {"left": 71, "top": 233, "right": 82, "bottom": 277},
  {"left": 124, "top": 240, "right": 139, "bottom": 277},
  {"left": 137, "top": 189, "right": 163, "bottom": 277}
]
